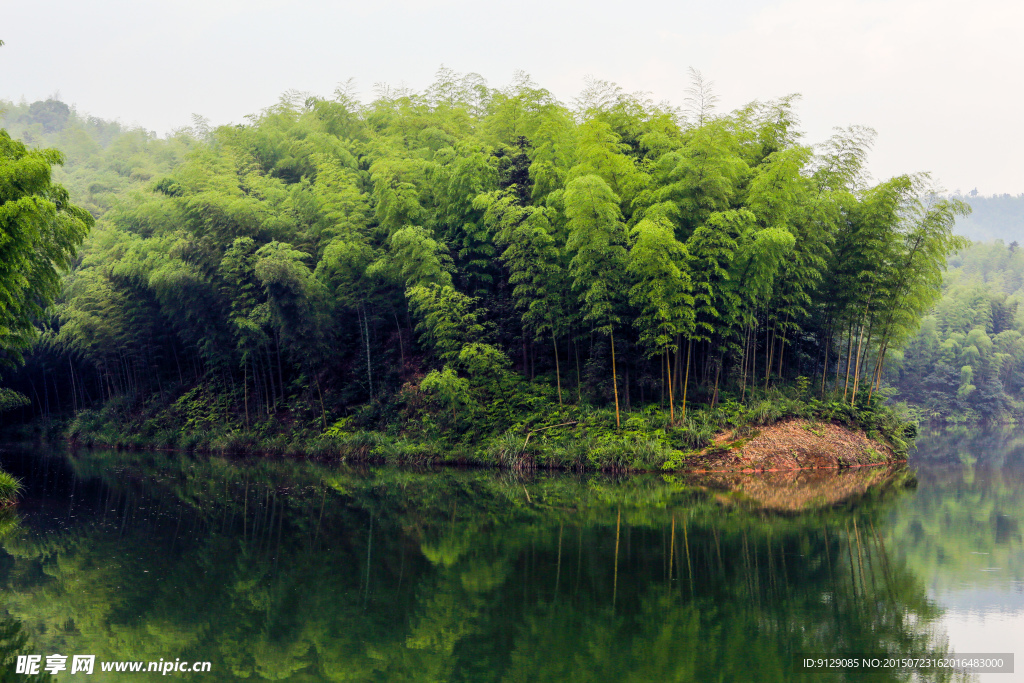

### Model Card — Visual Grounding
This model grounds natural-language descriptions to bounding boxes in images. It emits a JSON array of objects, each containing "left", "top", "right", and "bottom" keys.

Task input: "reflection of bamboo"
[
  {"left": 823, "top": 525, "right": 834, "bottom": 584},
  {"left": 713, "top": 527, "right": 723, "bottom": 573},
  {"left": 855, "top": 519, "right": 878, "bottom": 597},
  {"left": 870, "top": 521, "right": 897, "bottom": 602},
  {"left": 259, "top": 492, "right": 275, "bottom": 557},
  {"left": 556, "top": 523, "right": 563, "bottom": 595},
  {"left": 274, "top": 492, "right": 285, "bottom": 573},
  {"left": 683, "top": 516, "right": 693, "bottom": 596},
  {"left": 778, "top": 532, "right": 788, "bottom": 589},
  {"left": 742, "top": 530, "right": 752, "bottom": 598},
  {"left": 221, "top": 479, "right": 231, "bottom": 532},
  {"left": 172, "top": 501, "right": 184, "bottom": 554},
  {"left": 397, "top": 541, "right": 406, "bottom": 592},
  {"left": 752, "top": 531, "right": 760, "bottom": 606},
  {"left": 853, "top": 519, "right": 867, "bottom": 597},
  {"left": 312, "top": 487, "right": 326, "bottom": 550},
  {"left": 259, "top": 488, "right": 274, "bottom": 556},
  {"left": 363, "top": 515, "right": 373, "bottom": 609},
  {"left": 669, "top": 516, "right": 676, "bottom": 587},
  {"left": 613, "top": 508, "right": 621, "bottom": 608},
  {"left": 576, "top": 525, "right": 583, "bottom": 597},
  {"left": 846, "top": 524, "right": 859, "bottom": 600},
  {"left": 242, "top": 477, "right": 249, "bottom": 544}
]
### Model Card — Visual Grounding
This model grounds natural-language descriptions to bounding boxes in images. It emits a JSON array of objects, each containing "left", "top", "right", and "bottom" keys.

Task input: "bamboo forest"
[
  {"left": 0, "top": 71, "right": 974, "bottom": 464},
  {"left": 1, "top": 66, "right": 1022, "bottom": 682}
]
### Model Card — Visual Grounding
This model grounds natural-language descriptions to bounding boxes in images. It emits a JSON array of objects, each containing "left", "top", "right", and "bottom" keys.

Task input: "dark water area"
[{"left": 0, "top": 427, "right": 1019, "bottom": 682}]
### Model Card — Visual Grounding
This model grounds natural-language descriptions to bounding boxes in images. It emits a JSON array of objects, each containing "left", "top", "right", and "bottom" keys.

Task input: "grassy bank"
[{"left": 38, "top": 378, "right": 919, "bottom": 472}]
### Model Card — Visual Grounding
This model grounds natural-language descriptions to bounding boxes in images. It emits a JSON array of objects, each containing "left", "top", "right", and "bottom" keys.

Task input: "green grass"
[{"left": 0, "top": 469, "right": 23, "bottom": 503}]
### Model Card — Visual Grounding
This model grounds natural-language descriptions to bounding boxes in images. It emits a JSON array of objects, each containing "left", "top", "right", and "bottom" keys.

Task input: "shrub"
[{"left": 0, "top": 470, "right": 22, "bottom": 503}]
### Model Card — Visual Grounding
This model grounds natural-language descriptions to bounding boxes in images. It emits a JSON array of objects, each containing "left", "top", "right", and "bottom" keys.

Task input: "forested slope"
[
  {"left": 0, "top": 71, "right": 965, "bottom": 463},
  {"left": 889, "top": 241, "right": 1024, "bottom": 421}
]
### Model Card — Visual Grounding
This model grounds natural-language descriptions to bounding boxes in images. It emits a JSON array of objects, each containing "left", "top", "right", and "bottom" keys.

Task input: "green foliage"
[
  {"left": 0, "top": 388, "right": 29, "bottom": 413},
  {"left": 0, "top": 470, "right": 21, "bottom": 503},
  {"left": 0, "top": 130, "right": 92, "bottom": 364},
  {"left": 420, "top": 365, "right": 474, "bottom": 425},
  {"left": 0, "top": 71, "right": 956, "bottom": 458},
  {"left": 565, "top": 174, "right": 628, "bottom": 335},
  {"left": 407, "top": 284, "right": 488, "bottom": 364},
  {"left": 891, "top": 240, "right": 1024, "bottom": 421},
  {"left": 627, "top": 216, "right": 694, "bottom": 355}
]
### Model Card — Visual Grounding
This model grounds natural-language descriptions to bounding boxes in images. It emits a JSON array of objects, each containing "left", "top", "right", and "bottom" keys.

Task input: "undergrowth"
[{"left": 49, "top": 377, "right": 918, "bottom": 472}]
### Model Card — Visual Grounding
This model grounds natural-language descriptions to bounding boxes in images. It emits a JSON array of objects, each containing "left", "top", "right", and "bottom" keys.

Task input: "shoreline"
[{"left": 57, "top": 416, "right": 905, "bottom": 474}]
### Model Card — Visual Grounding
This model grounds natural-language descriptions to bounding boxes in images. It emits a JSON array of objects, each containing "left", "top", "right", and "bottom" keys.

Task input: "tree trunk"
[
  {"left": 712, "top": 358, "right": 721, "bottom": 408},
  {"left": 264, "top": 348, "right": 277, "bottom": 412},
  {"left": 624, "top": 365, "right": 630, "bottom": 411},
  {"left": 574, "top": 332, "right": 582, "bottom": 403},
  {"left": 682, "top": 338, "right": 692, "bottom": 420},
  {"left": 275, "top": 332, "right": 285, "bottom": 406},
  {"left": 776, "top": 314, "right": 790, "bottom": 379},
  {"left": 750, "top": 315, "right": 759, "bottom": 400},
  {"left": 610, "top": 330, "right": 621, "bottom": 429},
  {"left": 394, "top": 311, "right": 405, "bottom": 374},
  {"left": 741, "top": 320, "right": 752, "bottom": 401},
  {"left": 820, "top": 324, "right": 833, "bottom": 398},
  {"left": 68, "top": 358, "right": 78, "bottom": 414},
  {"left": 673, "top": 335, "right": 682, "bottom": 399},
  {"left": 666, "top": 349, "right": 675, "bottom": 423},
  {"left": 867, "top": 341, "right": 887, "bottom": 403},
  {"left": 843, "top": 323, "right": 856, "bottom": 401},
  {"left": 551, "top": 328, "right": 562, "bottom": 406},
  {"left": 364, "top": 305, "right": 373, "bottom": 398},
  {"left": 244, "top": 361, "right": 250, "bottom": 428},
  {"left": 850, "top": 314, "right": 873, "bottom": 406},
  {"left": 661, "top": 350, "right": 666, "bottom": 409}
]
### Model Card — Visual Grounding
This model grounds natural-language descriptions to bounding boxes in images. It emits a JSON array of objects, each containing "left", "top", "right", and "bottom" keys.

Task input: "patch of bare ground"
[{"left": 683, "top": 418, "right": 899, "bottom": 473}]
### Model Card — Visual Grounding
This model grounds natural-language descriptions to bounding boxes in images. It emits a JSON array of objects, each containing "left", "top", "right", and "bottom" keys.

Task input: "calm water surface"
[{"left": 0, "top": 426, "right": 1020, "bottom": 682}]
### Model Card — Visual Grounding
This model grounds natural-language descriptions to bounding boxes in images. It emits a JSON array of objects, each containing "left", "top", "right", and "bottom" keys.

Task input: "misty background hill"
[{"left": 949, "top": 191, "right": 1024, "bottom": 243}]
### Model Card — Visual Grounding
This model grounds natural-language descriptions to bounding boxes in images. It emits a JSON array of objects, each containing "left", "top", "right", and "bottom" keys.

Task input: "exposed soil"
[{"left": 681, "top": 418, "right": 900, "bottom": 473}]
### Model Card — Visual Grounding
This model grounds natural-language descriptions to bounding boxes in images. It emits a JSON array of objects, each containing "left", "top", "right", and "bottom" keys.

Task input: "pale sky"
[{"left": 4, "top": 0, "right": 1020, "bottom": 194}]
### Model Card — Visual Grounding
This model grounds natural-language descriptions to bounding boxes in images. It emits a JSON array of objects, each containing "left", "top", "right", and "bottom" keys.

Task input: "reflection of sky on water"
[
  {"left": 933, "top": 609, "right": 1024, "bottom": 683},
  {"left": 910, "top": 427, "right": 1024, "bottom": 683},
  {"left": 933, "top": 582, "right": 1024, "bottom": 681}
]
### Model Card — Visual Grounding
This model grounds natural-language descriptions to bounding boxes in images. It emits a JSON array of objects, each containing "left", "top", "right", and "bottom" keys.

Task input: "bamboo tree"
[
  {"left": 627, "top": 216, "right": 694, "bottom": 422},
  {"left": 565, "top": 175, "right": 628, "bottom": 427}
]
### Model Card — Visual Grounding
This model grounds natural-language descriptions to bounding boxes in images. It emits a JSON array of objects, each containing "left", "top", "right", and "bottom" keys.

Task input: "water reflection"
[
  {"left": 0, "top": 446, "right": 973, "bottom": 681},
  {"left": 896, "top": 427, "right": 1024, "bottom": 683}
]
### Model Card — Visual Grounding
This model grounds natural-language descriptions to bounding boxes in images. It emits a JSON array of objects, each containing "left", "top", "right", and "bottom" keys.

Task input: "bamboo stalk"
[
  {"left": 682, "top": 338, "right": 692, "bottom": 420},
  {"left": 611, "top": 330, "right": 621, "bottom": 429}
]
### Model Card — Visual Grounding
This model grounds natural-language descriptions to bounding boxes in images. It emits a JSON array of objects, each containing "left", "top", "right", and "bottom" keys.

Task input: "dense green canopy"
[
  {"left": 0, "top": 69, "right": 967, "bottom": 435},
  {"left": 0, "top": 130, "right": 91, "bottom": 365}
]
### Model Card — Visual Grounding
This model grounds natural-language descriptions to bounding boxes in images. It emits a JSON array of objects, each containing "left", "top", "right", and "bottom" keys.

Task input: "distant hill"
[
  {"left": 0, "top": 98, "right": 194, "bottom": 218},
  {"left": 950, "top": 192, "right": 1024, "bottom": 243}
]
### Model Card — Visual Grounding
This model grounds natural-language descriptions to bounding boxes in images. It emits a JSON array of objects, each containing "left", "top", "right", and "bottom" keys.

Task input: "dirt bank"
[{"left": 682, "top": 418, "right": 900, "bottom": 473}]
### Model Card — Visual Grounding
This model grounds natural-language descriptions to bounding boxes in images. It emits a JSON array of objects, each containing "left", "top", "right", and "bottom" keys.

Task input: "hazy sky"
[{"left": 4, "top": 0, "right": 1020, "bottom": 194}]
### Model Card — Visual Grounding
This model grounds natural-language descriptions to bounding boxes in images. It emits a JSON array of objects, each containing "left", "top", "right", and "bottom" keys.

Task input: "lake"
[{"left": 0, "top": 426, "right": 1020, "bottom": 681}]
